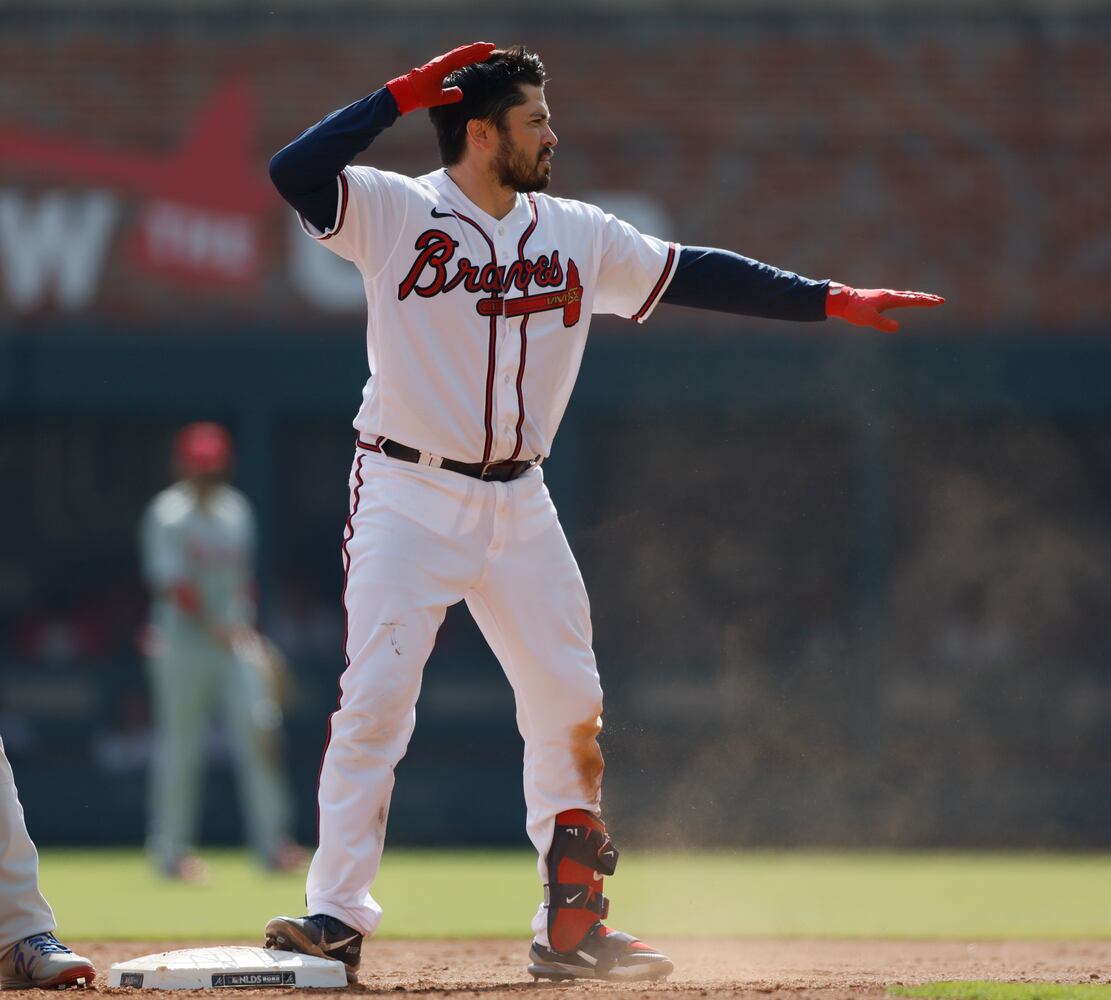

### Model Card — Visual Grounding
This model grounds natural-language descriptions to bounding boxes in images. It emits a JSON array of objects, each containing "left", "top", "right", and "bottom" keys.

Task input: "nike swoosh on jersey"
[{"left": 430, "top": 208, "right": 453, "bottom": 219}]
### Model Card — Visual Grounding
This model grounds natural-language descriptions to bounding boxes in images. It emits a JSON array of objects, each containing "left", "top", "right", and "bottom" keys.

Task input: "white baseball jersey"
[{"left": 301, "top": 166, "right": 679, "bottom": 463}]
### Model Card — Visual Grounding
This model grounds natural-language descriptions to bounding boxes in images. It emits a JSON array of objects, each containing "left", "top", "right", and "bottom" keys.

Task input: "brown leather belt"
[{"left": 359, "top": 438, "right": 539, "bottom": 483}]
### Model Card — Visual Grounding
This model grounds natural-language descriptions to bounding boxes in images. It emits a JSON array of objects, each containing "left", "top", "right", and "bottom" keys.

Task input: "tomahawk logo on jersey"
[{"left": 298, "top": 165, "right": 677, "bottom": 465}]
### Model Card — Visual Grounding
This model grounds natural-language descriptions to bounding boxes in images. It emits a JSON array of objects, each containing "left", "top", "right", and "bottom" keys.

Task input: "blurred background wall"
[{"left": 1, "top": 0, "right": 1109, "bottom": 849}]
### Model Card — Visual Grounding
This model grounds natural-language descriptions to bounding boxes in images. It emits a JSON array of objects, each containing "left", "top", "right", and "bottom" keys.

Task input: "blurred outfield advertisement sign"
[
  {"left": 0, "top": 78, "right": 672, "bottom": 323},
  {"left": 0, "top": 18, "right": 1107, "bottom": 333},
  {"left": 0, "top": 80, "right": 298, "bottom": 316}
]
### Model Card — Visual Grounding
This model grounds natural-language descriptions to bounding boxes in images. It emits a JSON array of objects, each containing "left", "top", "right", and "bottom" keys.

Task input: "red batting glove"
[
  {"left": 386, "top": 42, "right": 497, "bottom": 115},
  {"left": 826, "top": 282, "right": 945, "bottom": 333}
]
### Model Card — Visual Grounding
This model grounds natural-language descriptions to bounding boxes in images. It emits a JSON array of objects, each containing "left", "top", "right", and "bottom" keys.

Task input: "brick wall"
[{"left": 1, "top": 9, "right": 1106, "bottom": 333}]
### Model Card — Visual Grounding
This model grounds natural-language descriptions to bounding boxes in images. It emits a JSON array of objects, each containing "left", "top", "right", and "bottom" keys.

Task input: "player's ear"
[{"left": 466, "top": 117, "right": 495, "bottom": 152}]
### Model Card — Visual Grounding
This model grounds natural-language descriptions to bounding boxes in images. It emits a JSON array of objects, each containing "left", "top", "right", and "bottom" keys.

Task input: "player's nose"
[{"left": 544, "top": 125, "right": 558, "bottom": 148}]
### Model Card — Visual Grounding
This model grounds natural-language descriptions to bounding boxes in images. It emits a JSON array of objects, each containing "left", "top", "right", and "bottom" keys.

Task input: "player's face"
[{"left": 493, "top": 85, "right": 557, "bottom": 193}]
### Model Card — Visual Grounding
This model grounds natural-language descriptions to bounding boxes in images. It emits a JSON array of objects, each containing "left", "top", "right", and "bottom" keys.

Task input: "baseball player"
[
  {"left": 0, "top": 737, "right": 96, "bottom": 988},
  {"left": 264, "top": 44, "right": 943, "bottom": 983},
  {"left": 139, "top": 422, "right": 303, "bottom": 879}
]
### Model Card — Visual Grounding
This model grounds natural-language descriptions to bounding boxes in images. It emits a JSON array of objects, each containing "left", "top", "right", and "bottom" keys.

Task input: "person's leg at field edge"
[{"left": 0, "top": 737, "right": 96, "bottom": 988}]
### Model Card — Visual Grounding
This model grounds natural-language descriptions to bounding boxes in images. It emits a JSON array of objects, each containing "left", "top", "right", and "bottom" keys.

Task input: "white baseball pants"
[
  {"left": 306, "top": 446, "right": 605, "bottom": 941},
  {"left": 0, "top": 737, "right": 55, "bottom": 949}
]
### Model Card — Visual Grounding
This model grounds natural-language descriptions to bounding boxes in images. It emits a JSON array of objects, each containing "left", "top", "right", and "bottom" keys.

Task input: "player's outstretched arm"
[
  {"left": 660, "top": 246, "right": 943, "bottom": 331},
  {"left": 661, "top": 246, "right": 828, "bottom": 321},
  {"left": 268, "top": 42, "right": 495, "bottom": 233}
]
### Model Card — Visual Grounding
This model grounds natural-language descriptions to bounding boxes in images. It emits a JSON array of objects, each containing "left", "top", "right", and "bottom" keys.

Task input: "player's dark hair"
[{"left": 428, "top": 45, "right": 547, "bottom": 166}]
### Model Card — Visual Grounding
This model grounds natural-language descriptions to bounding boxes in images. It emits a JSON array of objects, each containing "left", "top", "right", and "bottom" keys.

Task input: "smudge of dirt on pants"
[
  {"left": 381, "top": 621, "right": 404, "bottom": 656},
  {"left": 570, "top": 715, "right": 604, "bottom": 801}
]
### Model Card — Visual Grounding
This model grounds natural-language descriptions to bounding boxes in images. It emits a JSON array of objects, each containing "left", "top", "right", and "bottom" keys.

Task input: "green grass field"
[
  {"left": 39, "top": 849, "right": 1111, "bottom": 941},
  {"left": 890, "top": 984, "right": 1111, "bottom": 1000}
]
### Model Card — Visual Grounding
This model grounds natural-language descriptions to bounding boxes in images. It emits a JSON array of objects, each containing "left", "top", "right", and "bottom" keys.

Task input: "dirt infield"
[{"left": 21, "top": 939, "right": 1110, "bottom": 999}]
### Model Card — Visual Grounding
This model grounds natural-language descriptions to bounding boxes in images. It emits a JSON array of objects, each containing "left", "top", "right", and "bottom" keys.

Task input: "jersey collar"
[{"left": 433, "top": 168, "right": 528, "bottom": 228}]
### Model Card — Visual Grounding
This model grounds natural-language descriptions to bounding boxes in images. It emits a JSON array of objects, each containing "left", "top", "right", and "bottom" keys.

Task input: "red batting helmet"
[{"left": 174, "top": 422, "right": 233, "bottom": 476}]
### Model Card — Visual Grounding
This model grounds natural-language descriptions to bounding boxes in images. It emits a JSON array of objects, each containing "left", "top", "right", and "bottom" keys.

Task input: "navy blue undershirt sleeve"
[
  {"left": 662, "top": 246, "right": 829, "bottom": 322},
  {"left": 269, "top": 87, "right": 401, "bottom": 234}
]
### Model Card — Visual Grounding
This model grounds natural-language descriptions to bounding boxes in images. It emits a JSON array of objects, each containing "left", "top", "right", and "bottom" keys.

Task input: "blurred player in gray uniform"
[
  {"left": 139, "top": 422, "right": 303, "bottom": 878},
  {"left": 0, "top": 737, "right": 95, "bottom": 988}
]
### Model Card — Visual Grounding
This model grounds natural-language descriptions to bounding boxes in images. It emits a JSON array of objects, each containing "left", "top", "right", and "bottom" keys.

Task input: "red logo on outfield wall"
[{"left": 0, "top": 79, "right": 271, "bottom": 309}]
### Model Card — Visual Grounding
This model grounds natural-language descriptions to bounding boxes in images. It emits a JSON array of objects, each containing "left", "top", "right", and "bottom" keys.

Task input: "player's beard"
[{"left": 493, "top": 128, "right": 551, "bottom": 193}]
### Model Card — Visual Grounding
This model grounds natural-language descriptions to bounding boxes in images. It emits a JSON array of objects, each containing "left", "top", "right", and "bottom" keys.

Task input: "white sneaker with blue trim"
[{"left": 0, "top": 933, "right": 96, "bottom": 989}]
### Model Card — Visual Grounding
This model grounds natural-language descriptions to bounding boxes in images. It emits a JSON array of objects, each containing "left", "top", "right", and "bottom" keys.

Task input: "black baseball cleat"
[
  {"left": 528, "top": 923, "right": 673, "bottom": 982},
  {"left": 264, "top": 914, "right": 362, "bottom": 983}
]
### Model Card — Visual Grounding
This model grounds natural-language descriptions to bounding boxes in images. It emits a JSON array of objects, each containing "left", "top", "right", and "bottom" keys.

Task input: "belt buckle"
[{"left": 479, "top": 461, "right": 496, "bottom": 481}]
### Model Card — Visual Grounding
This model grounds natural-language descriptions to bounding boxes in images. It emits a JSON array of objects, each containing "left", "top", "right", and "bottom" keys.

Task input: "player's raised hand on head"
[
  {"left": 386, "top": 42, "right": 497, "bottom": 115},
  {"left": 825, "top": 282, "right": 945, "bottom": 333}
]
